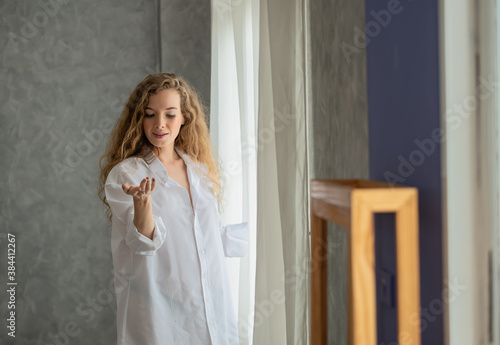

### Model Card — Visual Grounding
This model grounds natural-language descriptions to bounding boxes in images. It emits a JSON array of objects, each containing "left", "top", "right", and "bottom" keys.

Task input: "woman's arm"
[
  {"left": 122, "top": 177, "right": 157, "bottom": 240},
  {"left": 106, "top": 171, "right": 167, "bottom": 255},
  {"left": 132, "top": 197, "right": 155, "bottom": 240}
]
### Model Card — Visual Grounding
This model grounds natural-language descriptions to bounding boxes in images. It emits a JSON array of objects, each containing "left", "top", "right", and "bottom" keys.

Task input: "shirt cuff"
[
  {"left": 220, "top": 221, "right": 248, "bottom": 257},
  {"left": 125, "top": 212, "right": 167, "bottom": 255}
]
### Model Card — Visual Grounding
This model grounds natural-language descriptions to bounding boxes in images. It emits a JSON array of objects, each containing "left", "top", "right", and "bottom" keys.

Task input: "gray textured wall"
[
  {"left": 0, "top": 1, "right": 210, "bottom": 344},
  {"left": 309, "top": 0, "right": 370, "bottom": 343},
  {"left": 161, "top": 0, "right": 212, "bottom": 121}
]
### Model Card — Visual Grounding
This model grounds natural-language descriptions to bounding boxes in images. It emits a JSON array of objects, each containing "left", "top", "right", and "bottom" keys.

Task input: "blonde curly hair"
[{"left": 98, "top": 73, "right": 221, "bottom": 221}]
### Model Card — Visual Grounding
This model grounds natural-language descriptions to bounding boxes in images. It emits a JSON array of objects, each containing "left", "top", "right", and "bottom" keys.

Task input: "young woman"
[{"left": 98, "top": 73, "right": 248, "bottom": 345}]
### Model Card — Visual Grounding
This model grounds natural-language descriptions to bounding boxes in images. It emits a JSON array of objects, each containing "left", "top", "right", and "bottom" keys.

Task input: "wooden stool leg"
[
  {"left": 311, "top": 210, "right": 328, "bottom": 345},
  {"left": 350, "top": 196, "right": 377, "bottom": 345},
  {"left": 396, "top": 192, "right": 421, "bottom": 345}
]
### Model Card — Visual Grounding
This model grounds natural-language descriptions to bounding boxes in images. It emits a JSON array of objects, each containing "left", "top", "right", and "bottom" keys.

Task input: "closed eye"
[{"left": 144, "top": 113, "right": 176, "bottom": 118}]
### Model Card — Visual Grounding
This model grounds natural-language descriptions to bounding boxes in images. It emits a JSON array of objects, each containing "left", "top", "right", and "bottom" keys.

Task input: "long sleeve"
[
  {"left": 219, "top": 221, "right": 248, "bottom": 257},
  {"left": 109, "top": 151, "right": 243, "bottom": 344},
  {"left": 105, "top": 170, "right": 167, "bottom": 256}
]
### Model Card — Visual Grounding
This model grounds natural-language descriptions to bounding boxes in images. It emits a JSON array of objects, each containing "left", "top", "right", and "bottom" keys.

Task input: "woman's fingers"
[
  {"left": 139, "top": 178, "right": 147, "bottom": 191},
  {"left": 122, "top": 183, "right": 132, "bottom": 194},
  {"left": 129, "top": 186, "right": 141, "bottom": 197},
  {"left": 122, "top": 184, "right": 141, "bottom": 196},
  {"left": 151, "top": 178, "right": 156, "bottom": 192},
  {"left": 122, "top": 177, "right": 156, "bottom": 198}
]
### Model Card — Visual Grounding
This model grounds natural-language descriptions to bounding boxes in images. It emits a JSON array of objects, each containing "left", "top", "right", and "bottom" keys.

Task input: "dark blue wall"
[{"left": 364, "top": 0, "right": 443, "bottom": 343}]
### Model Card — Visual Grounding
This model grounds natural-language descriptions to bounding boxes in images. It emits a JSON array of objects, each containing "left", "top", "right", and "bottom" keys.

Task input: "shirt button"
[{"left": 202, "top": 274, "right": 207, "bottom": 279}]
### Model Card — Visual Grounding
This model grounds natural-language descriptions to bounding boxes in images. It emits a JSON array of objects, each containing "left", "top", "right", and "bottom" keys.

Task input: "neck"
[{"left": 153, "top": 144, "right": 180, "bottom": 165}]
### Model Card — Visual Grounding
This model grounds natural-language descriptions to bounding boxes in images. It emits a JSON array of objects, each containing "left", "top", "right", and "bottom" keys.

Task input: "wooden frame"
[{"left": 310, "top": 179, "right": 421, "bottom": 345}]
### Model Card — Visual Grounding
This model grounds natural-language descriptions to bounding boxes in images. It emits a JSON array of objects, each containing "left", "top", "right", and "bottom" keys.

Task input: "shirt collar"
[{"left": 145, "top": 146, "right": 200, "bottom": 187}]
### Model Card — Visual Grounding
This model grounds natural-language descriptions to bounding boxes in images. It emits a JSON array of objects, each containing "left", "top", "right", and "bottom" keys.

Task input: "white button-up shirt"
[{"left": 105, "top": 146, "right": 248, "bottom": 345}]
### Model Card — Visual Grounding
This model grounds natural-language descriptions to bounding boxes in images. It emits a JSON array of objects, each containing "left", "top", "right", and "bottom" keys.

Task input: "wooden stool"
[{"left": 310, "top": 179, "right": 421, "bottom": 345}]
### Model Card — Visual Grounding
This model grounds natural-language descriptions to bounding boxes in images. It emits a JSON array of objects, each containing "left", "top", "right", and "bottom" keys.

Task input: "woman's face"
[{"left": 142, "top": 88, "right": 185, "bottom": 150}]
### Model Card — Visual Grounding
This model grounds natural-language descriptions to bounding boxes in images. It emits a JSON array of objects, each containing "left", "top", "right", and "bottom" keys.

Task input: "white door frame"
[
  {"left": 440, "top": 0, "right": 500, "bottom": 344},
  {"left": 478, "top": 1, "right": 500, "bottom": 344}
]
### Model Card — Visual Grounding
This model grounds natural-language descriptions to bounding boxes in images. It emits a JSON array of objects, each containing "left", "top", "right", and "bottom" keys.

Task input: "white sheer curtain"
[
  {"left": 253, "top": 0, "right": 310, "bottom": 343},
  {"left": 210, "top": 0, "right": 310, "bottom": 343},
  {"left": 210, "top": 1, "right": 259, "bottom": 344}
]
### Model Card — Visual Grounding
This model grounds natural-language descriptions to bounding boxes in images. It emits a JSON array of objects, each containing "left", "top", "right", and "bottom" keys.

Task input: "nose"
[{"left": 154, "top": 116, "right": 166, "bottom": 128}]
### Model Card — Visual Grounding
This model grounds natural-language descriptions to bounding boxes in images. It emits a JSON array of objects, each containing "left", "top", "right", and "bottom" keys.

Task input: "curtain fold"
[
  {"left": 253, "top": 0, "right": 309, "bottom": 343},
  {"left": 210, "top": 0, "right": 309, "bottom": 343},
  {"left": 210, "top": 1, "right": 259, "bottom": 344}
]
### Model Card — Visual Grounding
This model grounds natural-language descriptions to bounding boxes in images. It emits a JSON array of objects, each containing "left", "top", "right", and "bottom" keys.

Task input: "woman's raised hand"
[{"left": 122, "top": 177, "right": 157, "bottom": 201}]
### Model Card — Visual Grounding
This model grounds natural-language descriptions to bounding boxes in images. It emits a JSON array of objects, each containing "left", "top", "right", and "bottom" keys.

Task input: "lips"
[{"left": 153, "top": 133, "right": 168, "bottom": 139}]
